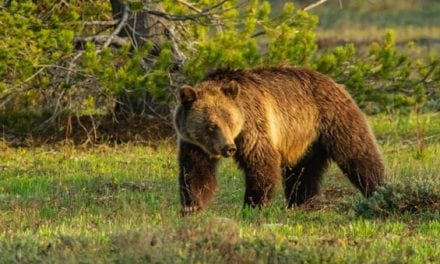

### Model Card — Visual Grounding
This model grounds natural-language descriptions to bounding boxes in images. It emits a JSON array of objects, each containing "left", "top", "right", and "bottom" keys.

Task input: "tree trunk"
[
  {"left": 110, "top": 0, "right": 176, "bottom": 118},
  {"left": 110, "top": 0, "right": 169, "bottom": 53}
]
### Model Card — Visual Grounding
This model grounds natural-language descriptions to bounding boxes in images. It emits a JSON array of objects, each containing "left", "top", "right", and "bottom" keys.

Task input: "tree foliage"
[
  {"left": 314, "top": 31, "right": 440, "bottom": 113},
  {"left": 0, "top": 0, "right": 438, "bottom": 131}
]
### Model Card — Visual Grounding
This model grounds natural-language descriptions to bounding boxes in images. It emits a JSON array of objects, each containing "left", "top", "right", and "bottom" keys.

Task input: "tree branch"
[
  {"left": 252, "top": 0, "right": 329, "bottom": 39},
  {"left": 175, "top": 0, "right": 201, "bottom": 13},
  {"left": 2, "top": 0, "right": 11, "bottom": 8},
  {"left": 302, "top": 0, "right": 328, "bottom": 11},
  {"left": 103, "top": 4, "right": 129, "bottom": 49},
  {"left": 202, "top": 0, "right": 228, "bottom": 13},
  {"left": 84, "top": 20, "right": 119, "bottom": 26},
  {"left": 74, "top": 35, "right": 130, "bottom": 47},
  {"left": 142, "top": 1, "right": 227, "bottom": 25},
  {"left": 142, "top": 7, "right": 203, "bottom": 21}
]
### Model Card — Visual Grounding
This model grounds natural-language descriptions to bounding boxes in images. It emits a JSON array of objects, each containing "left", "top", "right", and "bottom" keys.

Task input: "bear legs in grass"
[
  {"left": 332, "top": 150, "right": 385, "bottom": 198},
  {"left": 179, "top": 140, "right": 283, "bottom": 212},
  {"left": 179, "top": 142, "right": 218, "bottom": 214},
  {"left": 283, "top": 141, "right": 330, "bottom": 207},
  {"left": 320, "top": 104, "right": 386, "bottom": 198},
  {"left": 235, "top": 141, "right": 281, "bottom": 208},
  {"left": 178, "top": 134, "right": 384, "bottom": 213},
  {"left": 282, "top": 135, "right": 385, "bottom": 207}
]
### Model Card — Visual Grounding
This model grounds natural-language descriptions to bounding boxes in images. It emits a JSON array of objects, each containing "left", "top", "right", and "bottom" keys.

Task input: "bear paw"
[{"left": 181, "top": 206, "right": 200, "bottom": 216}]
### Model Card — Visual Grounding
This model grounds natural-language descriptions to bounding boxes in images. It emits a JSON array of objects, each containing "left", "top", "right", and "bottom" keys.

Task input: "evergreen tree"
[{"left": 0, "top": 0, "right": 438, "bottom": 134}]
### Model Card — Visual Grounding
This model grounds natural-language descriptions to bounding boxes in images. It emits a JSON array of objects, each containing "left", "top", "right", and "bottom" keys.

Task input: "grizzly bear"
[{"left": 174, "top": 67, "right": 385, "bottom": 214}]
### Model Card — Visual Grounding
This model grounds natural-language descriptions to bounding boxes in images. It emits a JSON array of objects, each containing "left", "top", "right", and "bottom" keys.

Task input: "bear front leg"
[
  {"left": 237, "top": 146, "right": 281, "bottom": 208},
  {"left": 179, "top": 141, "right": 219, "bottom": 215}
]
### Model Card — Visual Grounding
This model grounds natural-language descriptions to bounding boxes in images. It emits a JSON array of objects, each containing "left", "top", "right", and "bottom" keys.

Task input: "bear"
[{"left": 173, "top": 66, "right": 385, "bottom": 214}]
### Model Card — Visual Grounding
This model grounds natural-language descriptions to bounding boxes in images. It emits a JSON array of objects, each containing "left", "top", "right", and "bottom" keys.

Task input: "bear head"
[{"left": 174, "top": 80, "right": 244, "bottom": 158}]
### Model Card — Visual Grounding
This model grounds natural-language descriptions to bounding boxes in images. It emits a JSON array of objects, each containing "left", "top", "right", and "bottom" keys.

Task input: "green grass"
[
  {"left": 314, "top": 0, "right": 440, "bottom": 29},
  {"left": 0, "top": 112, "right": 439, "bottom": 263},
  {"left": 308, "top": 0, "right": 440, "bottom": 49}
]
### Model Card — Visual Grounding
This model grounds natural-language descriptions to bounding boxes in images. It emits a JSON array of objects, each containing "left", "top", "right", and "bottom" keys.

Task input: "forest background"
[{"left": 0, "top": 0, "right": 439, "bottom": 143}]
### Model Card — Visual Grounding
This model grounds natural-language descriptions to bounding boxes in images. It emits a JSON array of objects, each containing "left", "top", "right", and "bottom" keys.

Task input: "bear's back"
[{"left": 204, "top": 67, "right": 333, "bottom": 165}]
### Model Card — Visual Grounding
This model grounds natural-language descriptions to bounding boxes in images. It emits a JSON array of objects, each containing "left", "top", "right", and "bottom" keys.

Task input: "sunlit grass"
[
  {"left": 310, "top": 0, "right": 440, "bottom": 55},
  {"left": 0, "top": 113, "right": 439, "bottom": 262}
]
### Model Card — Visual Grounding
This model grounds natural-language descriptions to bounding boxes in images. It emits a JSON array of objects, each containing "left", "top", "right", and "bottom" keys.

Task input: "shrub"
[
  {"left": 314, "top": 30, "right": 440, "bottom": 114},
  {"left": 353, "top": 180, "right": 440, "bottom": 218},
  {"left": 0, "top": 1, "right": 438, "bottom": 135}
]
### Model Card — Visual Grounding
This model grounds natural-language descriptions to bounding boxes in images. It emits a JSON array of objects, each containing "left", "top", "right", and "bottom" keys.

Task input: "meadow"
[
  {"left": 312, "top": 0, "right": 440, "bottom": 42},
  {"left": 0, "top": 112, "right": 439, "bottom": 263},
  {"left": 1, "top": 1, "right": 439, "bottom": 263}
]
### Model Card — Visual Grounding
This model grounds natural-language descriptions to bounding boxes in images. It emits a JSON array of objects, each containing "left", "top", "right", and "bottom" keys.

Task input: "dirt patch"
[
  {"left": 298, "top": 188, "right": 355, "bottom": 212},
  {"left": 66, "top": 115, "right": 176, "bottom": 144},
  {"left": 1, "top": 114, "right": 176, "bottom": 147}
]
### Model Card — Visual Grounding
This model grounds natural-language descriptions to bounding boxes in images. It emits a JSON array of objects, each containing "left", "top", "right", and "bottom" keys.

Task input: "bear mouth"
[
  {"left": 200, "top": 146, "right": 222, "bottom": 159},
  {"left": 221, "top": 150, "right": 235, "bottom": 158}
]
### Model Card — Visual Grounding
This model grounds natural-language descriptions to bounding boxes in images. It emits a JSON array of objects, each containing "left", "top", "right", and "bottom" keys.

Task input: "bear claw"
[{"left": 181, "top": 206, "right": 200, "bottom": 216}]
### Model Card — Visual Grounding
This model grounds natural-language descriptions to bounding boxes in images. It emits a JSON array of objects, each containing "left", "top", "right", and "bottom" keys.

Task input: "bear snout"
[{"left": 221, "top": 144, "right": 237, "bottom": 157}]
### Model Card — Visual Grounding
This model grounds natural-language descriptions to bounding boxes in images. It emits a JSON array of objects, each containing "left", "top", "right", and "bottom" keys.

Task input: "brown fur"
[{"left": 174, "top": 66, "right": 385, "bottom": 214}]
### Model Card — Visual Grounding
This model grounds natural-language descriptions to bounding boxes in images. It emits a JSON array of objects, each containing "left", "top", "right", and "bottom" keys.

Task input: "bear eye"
[{"left": 207, "top": 124, "right": 218, "bottom": 132}]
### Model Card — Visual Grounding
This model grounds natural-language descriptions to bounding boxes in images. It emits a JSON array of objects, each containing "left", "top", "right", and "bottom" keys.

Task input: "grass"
[
  {"left": 0, "top": 112, "right": 439, "bottom": 263},
  {"left": 307, "top": 0, "right": 440, "bottom": 52}
]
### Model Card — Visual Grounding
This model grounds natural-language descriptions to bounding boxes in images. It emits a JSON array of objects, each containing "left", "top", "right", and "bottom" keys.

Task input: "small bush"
[{"left": 354, "top": 180, "right": 440, "bottom": 218}]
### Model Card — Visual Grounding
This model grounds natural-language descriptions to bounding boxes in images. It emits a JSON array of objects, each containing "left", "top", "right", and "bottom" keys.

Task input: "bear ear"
[
  {"left": 179, "top": 85, "right": 197, "bottom": 105},
  {"left": 221, "top": 80, "right": 240, "bottom": 99}
]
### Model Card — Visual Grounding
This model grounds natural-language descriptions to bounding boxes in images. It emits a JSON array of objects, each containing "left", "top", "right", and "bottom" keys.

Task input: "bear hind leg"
[
  {"left": 327, "top": 124, "right": 385, "bottom": 197},
  {"left": 335, "top": 156, "right": 385, "bottom": 198},
  {"left": 284, "top": 142, "right": 329, "bottom": 207}
]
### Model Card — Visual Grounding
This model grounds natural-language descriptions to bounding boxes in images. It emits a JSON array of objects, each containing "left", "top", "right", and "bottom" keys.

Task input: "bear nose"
[{"left": 222, "top": 144, "right": 237, "bottom": 157}]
